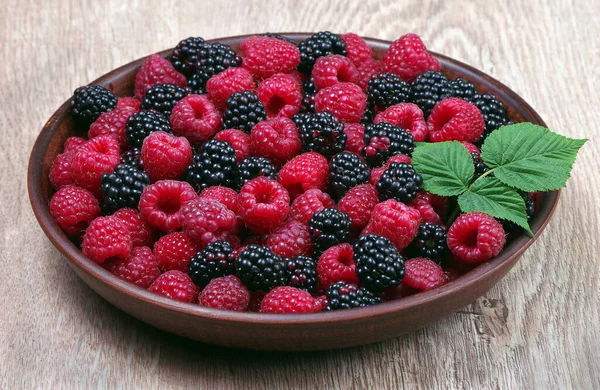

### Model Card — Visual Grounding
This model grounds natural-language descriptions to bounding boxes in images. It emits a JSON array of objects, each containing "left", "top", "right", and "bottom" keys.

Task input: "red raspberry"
[
  {"left": 260, "top": 286, "right": 319, "bottom": 313},
  {"left": 170, "top": 94, "right": 222, "bottom": 144},
  {"left": 207, "top": 67, "right": 255, "bottom": 110},
  {"left": 403, "top": 257, "right": 446, "bottom": 291},
  {"left": 289, "top": 188, "right": 335, "bottom": 225},
  {"left": 257, "top": 73, "right": 302, "bottom": 118},
  {"left": 199, "top": 275, "right": 250, "bottom": 311},
  {"left": 247, "top": 291, "right": 266, "bottom": 312},
  {"left": 265, "top": 219, "right": 313, "bottom": 258},
  {"left": 362, "top": 199, "right": 421, "bottom": 251},
  {"left": 141, "top": 131, "right": 193, "bottom": 182},
  {"left": 447, "top": 212, "right": 506, "bottom": 263},
  {"left": 148, "top": 270, "right": 199, "bottom": 303},
  {"left": 317, "top": 243, "right": 359, "bottom": 289},
  {"left": 214, "top": 129, "right": 251, "bottom": 163},
  {"left": 314, "top": 82, "right": 366, "bottom": 123},
  {"left": 286, "top": 69, "right": 306, "bottom": 85},
  {"left": 343, "top": 123, "right": 366, "bottom": 155},
  {"left": 356, "top": 58, "right": 383, "bottom": 91},
  {"left": 153, "top": 231, "right": 199, "bottom": 272},
  {"left": 427, "top": 98, "right": 485, "bottom": 143},
  {"left": 49, "top": 186, "right": 100, "bottom": 237},
  {"left": 103, "top": 246, "right": 160, "bottom": 288},
  {"left": 179, "top": 197, "right": 238, "bottom": 248},
  {"left": 134, "top": 54, "right": 186, "bottom": 100},
  {"left": 311, "top": 55, "right": 359, "bottom": 90},
  {"left": 409, "top": 191, "right": 448, "bottom": 225},
  {"left": 369, "top": 154, "right": 412, "bottom": 185},
  {"left": 382, "top": 33, "right": 441, "bottom": 82},
  {"left": 374, "top": 103, "right": 428, "bottom": 142},
  {"left": 238, "top": 177, "right": 290, "bottom": 234},
  {"left": 278, "top": 152, "right": 329, "bottom": 199},
  {"left": 199, "top": 186, "right": 239, "bottom": 214},
  {"left": 71, "top": 135, "right": 121, "bottom": 196},
  {"left": 138, "top": 180, "right": 197, "bottom": 232},
  {"left": 338, "top": 184, "right": 379, "bottom": 231},
  {"left": 88, "top": 106, "right": 137, "bottom": 149},
  {"left": 64, "top": 136, "right": 87, "bottom": 153},
  {"left": 49, "top": 152, "right": 76, "bottom": 190},
  {"left": 250, "top": 117, "right": 302, "bottom": 166},
  {"left": 111, "top": 208, "right": 154, "bottom": 248},
  {"left": 341, "top": 33, "right": 373, "bottom": 65},
  {"left": 313, "top": 294, "right": 327, "bottom": 311},
  {"left": 117, "top": 97, "right": 141, "bottom": 111},
  {"left": 82, "top": 216, "right": 132, "bottom": 264},
  {"left": 241, "top": 36, "right": 301, "bottom": 79},
  {"left": 386, "top": 283, "right": 419, "bottom": 299},
  {"left": 460, "top": 141, "right": 480, "bottom": 154}
]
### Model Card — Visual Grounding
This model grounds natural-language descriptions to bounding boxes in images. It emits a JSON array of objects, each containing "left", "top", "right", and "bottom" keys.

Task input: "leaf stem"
[
  {"left": 446, "top": 204, "right": 461, "bottom": 227},
  {"left": 468, "top": 168, "right": 495, "bottom": 190}
]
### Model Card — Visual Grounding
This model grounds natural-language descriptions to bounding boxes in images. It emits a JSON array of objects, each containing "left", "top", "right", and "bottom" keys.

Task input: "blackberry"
[
  {"left": 410, "top": 71, "right": 454, "bottom": 117},
  {"left": 353, "top": 234, "right": 405, "bottom": 292},
  {"left": 406, "top": 223, "right": 449, "bottom": 264},
  {"left": 470, "top": 93, "right": 508, "bottom": 139},
  {"left": 125, "top": 110, "right": 171, "bottom": 148},
  {"left": 185, "top": 139, "right": 238, "bottom": 191},
  {"left": 187, "top": 241, "right": 236, "bottom": 288},
  {"left": 222, "top": 91, "right": 267, "bottom": 133},
  {"left": 502, "top": 191, "right": 535, "bottom": 232},
  {"left": 238, "top": 156, "right": 277, "bottom": 188},
  {"left": 300, "top": 77, "right": 317, "bottom": 113},
  {"left": 140, "top": 83, "right": 190, "bottom": 117},
  {"left": 324, "top": 282, "right": 382, "bottom": 311},
  {"left": 235, "top": 245, "right": 286, "bottom": 291},
  {"left": 170, "top": 36, "right": 206, "bottom": 76},
  {"left": 187, "top": 42, "right": 242, "bottom": 93},
  {"left": 361, "top": 103, "right": 375, "bottom": 125},
  {"left": 451, "top": 77, "right": 477, "bottom": 101},
  {"left": 100, "top": 164, "right": 149, "bottom": 214},
  {"left": 70, "top": 85, "right": 117, "bottom": 126},
  {"left": 298, "top": 31, "right": 347, "bottom": 74},
  {"left": 308, "top": 208, "right": 351, "bottom": 253},
  {"left": 376, "top": 162, "right": 422, "bottom": 203},
  {"left": 120, "top": 147, "right": 143, "bottom": 169},
  {"left": 362, "top": 122, "right": 415, "bottom": 167},
  {"left": 471, "top": 151, "right": 490, "bottom": 179},
  {"left": 283, "top": 256, "right": 317, "bottom": 292},
  {"left": 292, "top": 112, "right": 346, "bottom": 158},
  {"left": 328, "top": 152, "right": 369, "bottom": 198},
  {"left": 367, "top": 72, "right": 411, "bottom": 109},
  {"left": 262, "top": 33, "right": 297, "bottom": 45}
]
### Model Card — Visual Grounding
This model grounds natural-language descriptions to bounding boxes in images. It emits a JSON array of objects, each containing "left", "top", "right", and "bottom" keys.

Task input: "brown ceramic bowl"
[{"left": 28, "top": 33, "right": 559, "bottom": 351}]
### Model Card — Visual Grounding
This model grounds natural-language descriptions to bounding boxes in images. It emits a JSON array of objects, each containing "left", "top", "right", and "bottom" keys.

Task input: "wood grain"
[{"left": 1, "top": 0, "right": 598, "bottom": 388}]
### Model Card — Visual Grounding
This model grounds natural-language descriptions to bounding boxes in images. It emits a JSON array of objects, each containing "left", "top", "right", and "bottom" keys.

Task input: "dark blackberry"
[
  {"left": 170, "top": 36, "right": 206, "bottom": 76},
  {"left": 100, "top": 164, "right": 149, "bottom": 214},
  {"left": 222, "top": 91, "right": 267, "bottom": 133},
  {"left": 292, "top": 111, "right": 346, "bottom": 158},
  {"left": 140, "top": 83, "right": 190, "bottom": 117},
  {"left": 324, "top": 282, "right": 382, "bottom": 311},
  {"left": 471, "top": 151, "right": 490, "bottom": 179},
  {"left": 298, "top": 31, "right": 347, "bottom": 74},
  {"left": 119, "top": 147, "right": 143, "bottom": 169},
  {"left": 300, "top": 77, "right": 317, "bottom": 113},
  {"left": 262, "top": 33, "right": 297, "bottom": 45},
  {"left": 362, "top": 122, "right": 415, "bottom": 167},
  {"left": 329, "top": 152, "right": 369, "bottom": 198},
  {"left": 238, "top": 157, "right": 277, "bottom": 188},
  {"left": 125, "top": 110, "right": 172, "bottom": 148},
  {"left": 470, "top": 93, "right": 508, "bottom": 139},
  {"left": 376, "top": 162, "right": 422, "bottom": 203},
  {"left": 185, "top": 139, "right": 238, "bottom": 191},
  {"left": 187, "top": 241, "right": 236, "bottom": 288},
  {"left": 308, "top": 208, "right": 351, "bottom": 253},
  {"left": 367, "top": 72, "right": 411, "bottom": 109},
  {"left": 406, "top": 223, "right": 449, "bottom": 264},
  {"left": 502, "top": 191, "right": 535, "bottom": 232},
  {"left": 361, "top": 103, "right": 375, "bottom": 125},
  {"left": 235, "top": 245, "right": 286, "bottom": 291},
  {"left": 451, "top": 77, "right": 477, "bottom": 101},
  {"left": 353, "top": 234, "right": 405, "bottom": 292},
  {"left": 283, "top": 256, "right": 317, "bottom": 292},
  {"left": 70, "top": 85, "right": 117, "bottom": 126},
  {"left": 410, "top": 71, "right": 454, "bottom": 117},
  {"left": 187, "top": 42, "right": 242, "bottom": 93}
]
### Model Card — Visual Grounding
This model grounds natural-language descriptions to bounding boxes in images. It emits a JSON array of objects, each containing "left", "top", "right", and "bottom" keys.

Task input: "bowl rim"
[{"left": 28, "top": 33, "right": 560, "bottom": 326}]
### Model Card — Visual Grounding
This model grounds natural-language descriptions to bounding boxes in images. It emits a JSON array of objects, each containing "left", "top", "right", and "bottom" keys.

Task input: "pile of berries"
[{"left": 49, "top": 32, "right": 532, "bottom": 314}]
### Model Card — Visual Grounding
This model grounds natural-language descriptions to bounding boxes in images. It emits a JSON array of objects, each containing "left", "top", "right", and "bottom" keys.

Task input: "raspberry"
[
  {"left": 241, "top": 36, "right": 301, "bottom": 79},
  {"left": 140, "top": 83, "right": 190, "bottom": 117},
  {"left": 188, "top": 241, "right": 236, "bottom": 288},
  {"left": 323, "top": 281, "right": 381, "bottom": 310},
  {"left": 170, "top": 37, "right": 206, "bottom": 76},
  {"left": 100, "top": 163, "right": 149, "bottom": 213},
  {"left": 409, "top": 190, "right": 448, "bottom": 225},
  {"left": 316, "top": 243, "right": 358, "bottom": 289},
  {"left": 185, "top": 139, "right": 239, "bottom": 191},
  {"left": 293, "top": 112, "right": 346, "bottom": 158},
  {"left": 286, "top": 69, "right": 306, "bottom": 85},
  {"left": 356, "top": 58, "right": 384, "bottom": 91},
  {"left": 300, "top": 77, "right": 317, "bottom": 113},
  {"left": 70, "top": 85, "right": 117, "bottom": 126},
  {"left": 154, "top": 232, "right": 199, "bottom": 272},
  {"left": 367, "top": 72, "right": 411, "bottom": 111},
  {"left": 199, "top": 186, "right": 239, "bottom": 214},
  {"left": 214, "top": 129, "right": 251, "bottom": 163},
  {"left": 410, "top": 71, "right": 454, "bottom": 117},
  {"left": 148, "top": 270, "right": 199, "bottom": 303},
  {"left": 354, "top": 234, "right": 405, "bottom": 291},
  {"left": 187, "top": 42, "right": 242, "bottom": 93},
  {"left": 88, "top": 106, "right": 137, "bottom": 149},
  {"left": 237, "top": 157, "right": 277, "bottom": 188},
  {"left": 111, "top": 208, "right": 154, "bottom": 248},
  {"left": 141, "top": 131, "right": 193, "bottom": 181},
  {"left": 309, "top": 208, "right": 351, "bottom": 254},
  {"left": 125, "top": 110, "right": 172, "bottom": 148},
  {"left": 117, "top": 97, "right": 141, "bottom": 111},
  {"left": 341, "top": 33, "right": 373, "bottom": 65},
  {"left": 289, "top": 188, "right": 335, "bottom": 224},
  {"left": 470, "top": 93, "right": 508, "bottom": 139},
  {"left": 338, "top": 183, "right": 379, "bottom": 231},
  {"left": 369, "top": 154, "right": 412, "bottom": 186},
  {"left": 265, "top": 220, "right": 313, "bottom": 258},
  {"left": 138, "top": 180, "right": 197, "bottom": 232},
  {"left": 362, "top": 122, "right": 415, "bottom": 167},
  {"left": 250, "top": 117, "right": 302, "bottom": 166},
  {"left": 427, "top": 98, "right": 485, "bottom": 143},
  {"left": 104, "top": 246, "right": 160, "bottom": 288},
  {"left": 278, "top": 152, "right": 329, "bottom": 199},
  {"left": 312, "top": 55, "right": 359, "bottom": 90},
  {"left": 376, "top": 162, "right": 422, "bottom": 203},
  {"left": 402, "top": 257, "right": 445, "bottom": 291},
  {"left": 407, "top": 223, "right": 449, "bottom": 264},
  {"left": 373, "top": 103, "right": 428, "bottom": 142},
  {"left": 134, "top": 54, "right": 187, "bottom": 100},
  {"left": 71, "top": 135, "right": 121, "bottom": 196},
  {"left": 64, "top": 136, "right": 87, "bottom": 153},
  {"left": 82, "top": 216, "right": 132, "bottom": 264},
  {"left": 49, "top": 152, "right": 76, "bottom": 190},
  {"left": 328, "top": 151, "right": 369, "bottom": 198},
  {"left": 362, "top": 199, "right": 421, "bottom": 251},
  {"left": 298, "top": 32, "right": 347, "bottom": 74},
  {"left": 179, "top": 197, "right": 237, "bottom": 248},
  {"left": 206, "top": 67, "right": 255, "bottom": 110},
  {"left": 447, "top": 212, "right": 506, "bottom": 263},
  {"left": 343, "top": 123, "right": 366, "bottom": 155},
  {"left": 238, "top": 177, "right": 290, "bottom": 234},
  {"left": 169, "top": 94, "right": 221, "bottom": 144},
  {"left": 282, "top": 255, "right": 317, "bottom": 292},
  {"left": 314, "top": 82, "right": 367, "bottom": 123},
  {"left": 49, "top": 186, "right": 100, "bottom": 237},
  {"left": 256, "top": 73, "right": 302, "bottom": 118},
  {"left": 222, "top": 91, "right": 267, "bottom": 133},
  {"left": 235, "top": 245, "right": 286, "bottom": 291},
  {"left": 262, "top": 33, "right": 297, "bottom": 45},
  {"left": 260, "top": 286, "right": 319, "bottom": 314},
  {"left": 382, "top": 33, "right": 441, "bottom": 82},
  {"left": 199, "top": 275, "right": 250, "bottom": 311}
]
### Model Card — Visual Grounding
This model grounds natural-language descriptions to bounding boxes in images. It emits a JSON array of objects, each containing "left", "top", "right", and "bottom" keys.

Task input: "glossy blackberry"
[
  {"left": 376, "top": 162, "right": 422, "bottom": 203},
  {"left": 471, "top": 151, "right": 490, "bottom": 179},
  {"left": 362, "top": 122, "right": 415, "bottom": 167},
  {"left": 300, "top": 77, "right": 317, "bottom": 113},
  {"left": 222, "top": 91, "right": 267, "bottom": 133},
  {"left": 70, "top": 85, "right": 117, "bottom": 126},
  {"left": 187, "top": 241, "right": 236, "bottom": 288},
  {"left": 238, "top": 157, "right": 277, "bottom": 188},
  {"left": 170, "top": 36, "right": 206, "bottom": 76},
  {"left": 406, "top": 223, "right": 449, "bottom": 264},
  {"left": 185, "top": 139, "right": 239, "bottom": 191},
  {"left": 329, "top": 152, "right": 369, "bottom": 198},
  {"left": 470, "top": 93, "right": 508, "bottom": 138},
  {"left": 410, "top": 71, "right": 454, "bottom": 116},
  {"left": 451, "top": 77, "right": 477, "bottom": 101},
  {"left": 140, "top": 83, "right": 190, "bottom": 117},
  {"left": 235, "top": 245, "right": 286, "bottom": 291},
  {"left": 292, "top": 111, "right": 346, "bottom": 158},
  {"left": 502, "top": 191, "right": 535, "bottom": 232},
  {"left": 125, "top": 110, "right": 172, "bottom": 148},
  {"left": 367, "top": 72, "right": 411, "bottom": 109},
  {"left": 361, "top": 103, "right": 375, "bottom": 125},
  {"left": 283, "top": 256, "right": 317, "bottom": 292},
  {"left": 120, "top": 147, "right": 143, "bottom": 169},
  {"left": 187, "top": 42, "right": 242, "bottom": 93},
  {"left": 353, "top": 234, "right": 405, "bottom": 291},
  {"left": 324, "top": 282, "right": 382, "bottom": 311},
  {"left": 298, "top": 31, "right": 347, "bottom": 74},
  {"left": 100, "top": 164, "right": 149, "bottom": 214},
  {"left": 262, "top": 33, "right": 297, "bottom": 45},
  {"left": 308, "top": 208, "right": 351, "bottom": 253}
]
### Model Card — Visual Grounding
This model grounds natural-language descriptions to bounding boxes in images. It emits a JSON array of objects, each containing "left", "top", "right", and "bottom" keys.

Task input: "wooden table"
[{"left": 1, "top": 0, "right": 598, "bottom": 388}]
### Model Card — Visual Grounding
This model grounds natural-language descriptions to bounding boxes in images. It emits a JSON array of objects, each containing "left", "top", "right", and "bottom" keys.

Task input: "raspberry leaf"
[
  {"left": 412, "top": 141, "right": 474, "bottom": 196},
  {"left": 481, "top": 123, "right": 586, "bottom": 191}
]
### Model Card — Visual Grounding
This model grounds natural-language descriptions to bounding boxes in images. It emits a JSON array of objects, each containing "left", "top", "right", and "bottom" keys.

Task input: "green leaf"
[
  {"left": 458, "top": 177, "right": 532, "bottom": 235},
  {"left": 481, "top": 123, "right": 587, "bottom": 192},
  {"left": 412, "top": 141, "right": 474, "bottom": 196}
]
